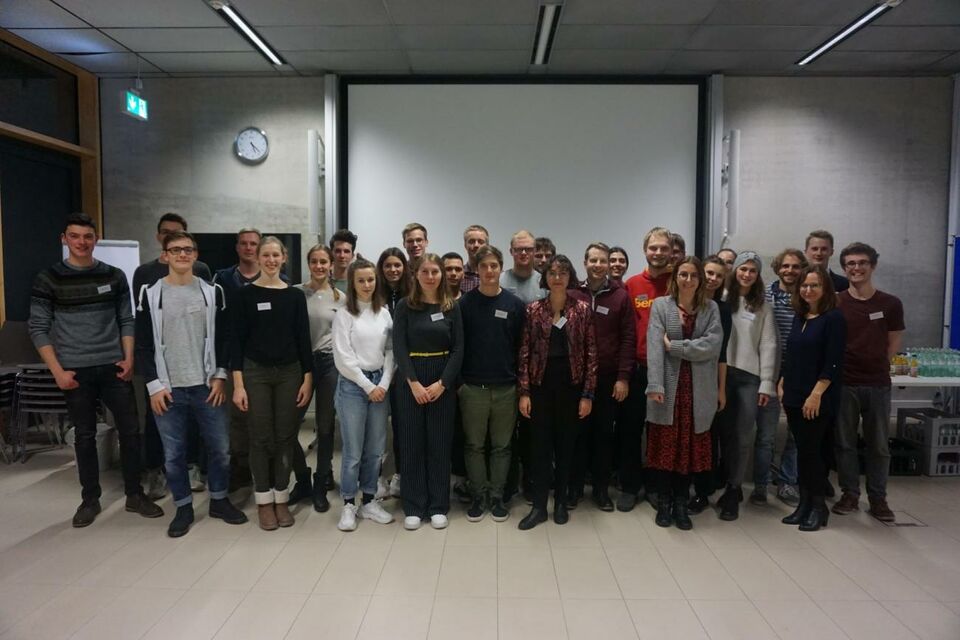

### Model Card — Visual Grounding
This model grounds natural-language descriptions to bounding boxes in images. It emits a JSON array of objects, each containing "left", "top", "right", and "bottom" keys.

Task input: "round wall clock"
[{"left": 235, "top": 126, "right": 269, "bottom": 164}]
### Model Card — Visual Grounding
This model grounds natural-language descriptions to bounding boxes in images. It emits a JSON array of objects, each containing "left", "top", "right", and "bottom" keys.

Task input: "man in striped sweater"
[{"left": 29, "top": 213, "right": 163, "bottom": 528}]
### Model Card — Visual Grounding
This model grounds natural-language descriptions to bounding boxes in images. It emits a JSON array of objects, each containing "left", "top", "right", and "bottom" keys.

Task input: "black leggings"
[
  {"left": 529, "top": 358, "right": 581, "bottom": 511},
  {"left": 785, "top": 407, "right": 832, "bottom": 498}
]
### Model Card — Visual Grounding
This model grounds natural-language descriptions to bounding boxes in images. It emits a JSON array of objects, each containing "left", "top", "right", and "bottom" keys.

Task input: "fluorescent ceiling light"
[
  {"left": 210, "top": 1, "right": 285, "bottom": 66},
  {"left": 797, "top": 0, "right": 901, "bottom": 66},
  {"left": 531, "top": 3, "right": 561, "bottom": 65}
]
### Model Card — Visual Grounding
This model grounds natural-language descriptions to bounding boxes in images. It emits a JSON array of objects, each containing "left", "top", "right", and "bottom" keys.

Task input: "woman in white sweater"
[
  {"left": 332, "top": 258, "right": 396, "bottom": 531},
  {"left": 716, "top": 251, "right": 779, "bottom": 522}
]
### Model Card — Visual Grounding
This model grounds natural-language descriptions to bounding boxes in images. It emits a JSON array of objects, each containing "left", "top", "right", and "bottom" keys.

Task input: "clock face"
[{"left": 235, "top": 127, "right": 269, "bottom": 164}]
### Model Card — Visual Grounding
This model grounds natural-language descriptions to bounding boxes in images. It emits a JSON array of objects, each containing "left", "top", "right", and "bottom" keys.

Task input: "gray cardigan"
[{"left": 645, "top": 296, "right": 723, "bottom": 434}]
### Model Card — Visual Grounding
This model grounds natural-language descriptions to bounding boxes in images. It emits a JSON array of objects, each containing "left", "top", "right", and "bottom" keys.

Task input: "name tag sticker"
[
  {"left": 553, "top": 316, "right": 568, "bottom": 329},
  {"left": 869, "top": 311, "right": 884, "bottom": 320},
  {"left": 97, "top": 284, "right": 111, "bottom": 294},
  {"left": 741, "top": 311, "right": 756, "bottom": 322},
  {"left": 257, "top": 302, "right": 272, "bottom": 311},
  {"left": 186, "top": 305, "right": 202, "bottom": 314},
  {"left": 596, "top": 305, "right": 610, "bottom": 315},
  {"left": 430, "top": 312, "right": 444, "bottom": 322},
  {"left": 638, "top": 294, "right": 649, "bottom": 301},
  {"left": 495, "top": 309, "right": 508, "bottom": 319}
]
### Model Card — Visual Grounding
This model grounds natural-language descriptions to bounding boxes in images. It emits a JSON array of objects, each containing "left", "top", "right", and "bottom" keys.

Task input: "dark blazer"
[{"left": 518, "top": 296, "right": 598, "bottom": 398}]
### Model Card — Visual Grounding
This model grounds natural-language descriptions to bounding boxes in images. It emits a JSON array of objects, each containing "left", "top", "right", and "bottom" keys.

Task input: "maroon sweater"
[{"left": 569, "top": 278, "right": 636, "bottom": 381}]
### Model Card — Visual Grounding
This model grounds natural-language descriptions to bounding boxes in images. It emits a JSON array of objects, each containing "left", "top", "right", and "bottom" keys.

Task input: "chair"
[
  {"left": 12, "top": 364, "right": 68, "bottom": 462},
  {"left": 0, "top": 366, "right": 18, "bottom": 463}
]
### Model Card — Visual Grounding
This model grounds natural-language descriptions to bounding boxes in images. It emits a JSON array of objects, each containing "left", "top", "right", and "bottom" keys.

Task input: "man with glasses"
[
  {"left": 501, "top": 230, "right": 546, "bottom": 304},
  {"left": 833, "top": 242, "right": 903, "bottom": 522},
  {"left": 402, "top": 222, "right": 429, "bottom": 270}
]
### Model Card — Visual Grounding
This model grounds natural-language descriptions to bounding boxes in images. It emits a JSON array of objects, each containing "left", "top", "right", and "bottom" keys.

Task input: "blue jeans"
[
  {"left": 754, "top": 394, "right": 798, "bottom": 487},
  {"left": 334, "top": 370, "right": 388, "bottom": 500},
  {"left": 154, "top": 385, "right": 230, "bottom": 507}
]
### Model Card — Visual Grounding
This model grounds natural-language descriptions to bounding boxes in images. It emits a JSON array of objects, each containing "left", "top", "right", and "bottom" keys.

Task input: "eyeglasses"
[
  {"left": 547, "top": 270, "right": 569, "bottom": 279},
  {"left": 512, "top": 247, "right": 534, "bottom": 254},
  {"left": 165, "top": 246, "right": 196, "bottom": 256},
  {"left": 844, "top": 260, "right": 871, "bottom": 268},
  {"left": 799, "top": 283, "right": 822, "bottom": 290}
]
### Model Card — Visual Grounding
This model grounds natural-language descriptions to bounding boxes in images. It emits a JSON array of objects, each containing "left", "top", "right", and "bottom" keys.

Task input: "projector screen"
[{"left": 345, "top": 82, "right": 702, "bottom": 276}]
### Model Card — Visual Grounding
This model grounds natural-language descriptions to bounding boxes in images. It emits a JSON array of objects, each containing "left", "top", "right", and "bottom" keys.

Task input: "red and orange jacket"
[{"left": 518, "top": 297, "right": 598, "bottom": 398}]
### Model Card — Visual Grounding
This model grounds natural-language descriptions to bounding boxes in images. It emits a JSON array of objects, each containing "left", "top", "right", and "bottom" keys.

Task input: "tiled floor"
[{"left": 2, "top": 446, "right": 960, "bottom": 639}]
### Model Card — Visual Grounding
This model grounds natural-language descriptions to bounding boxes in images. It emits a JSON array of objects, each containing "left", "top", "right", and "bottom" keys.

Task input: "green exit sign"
[{"left": 124, "top": 90, "right": 148, "bottom": 121}]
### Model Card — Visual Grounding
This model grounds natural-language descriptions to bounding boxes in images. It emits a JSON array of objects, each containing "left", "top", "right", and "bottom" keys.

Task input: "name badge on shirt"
[
  {"left": 97, "top": 284, "right": 111, "bottom": 294},
  {"left": 495, "top": 309, "right": 509, "bottom": 319},
  {"left": 596, "top": 305, "right": 610, "bottom": 315},
  {"left": 186, "top": 305, "right": 202, "bottom": 314},
  {"left": 430, "top": 312, "right": 444, "bottom": 322},
  {"left": 869, "top": 311, "right": 884, "bottom": 320},
  {"left": 637, "top": 294, "right": 648, "bottom": 301},
  {"left": 257, "top": 302, "right": 272, "bottom": 311},
  {"left": 553, "top": 316, "right": 568, "bottom": 329},
  {"left": 741, "top": 311, "right": 756, "bottom": 322}
]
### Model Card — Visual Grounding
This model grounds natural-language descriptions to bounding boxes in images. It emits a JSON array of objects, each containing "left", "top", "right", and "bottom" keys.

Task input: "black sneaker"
[
  {"left": 125, "top": 493, "right": 164, "bottom": 518},
  {"left": 593, "top": 490, "right": 615, "bottom": 512},
  {"left": 566, "top": 489, "right": 581, "bottom": 510},
  {"left": 167, "top": 504, "right": 195, "bottom": 538},
  {"left": 616, "top": 491, "right": 637, "bottom": 512},
  {"left": 312, "top": 485, "right": 330, "bottom": 513},
  {"left": 466, "top": 497, "right": 486, "bottom": 522},
  {"left": 72, "top": 500, "right": 101, "bottom": 528},
  {"left": 687, "top": 495, "right": 709, "bottom": 515},
  {"left": 718, "top": 487, "right": 740, "bottom": 521},
  {"left": 209, "top": 497, "right": 249, "bottom": 524},
  {"left": 288, "top": 471, "right": 313, "bottom": 504},
  {"left": 490, "top": 498, "right": 509, "bottom": 522}
]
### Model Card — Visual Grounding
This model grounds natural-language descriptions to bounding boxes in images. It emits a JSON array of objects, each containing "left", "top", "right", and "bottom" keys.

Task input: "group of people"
[{"left": 29, "top": 212, "right": 904, "bottom": 537}]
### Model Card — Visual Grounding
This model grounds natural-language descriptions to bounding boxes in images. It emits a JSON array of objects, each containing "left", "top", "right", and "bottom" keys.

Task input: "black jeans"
[
  {"left": 529, "top": 358, "right": 581, "bottom": 511},
  {"left": 618, "top": 365, "right": 648, "bottom": 494},
  {"left": 62, "top": 365, "right": 142, "bottom": 502},
  {"left": 292, "top": 351, "right": 338, "bottom": 482},
  {"left": 570, "top": 372, "right": 618, "bottom": 495},
  {"left": 786, "top": 406, "right": 832, "bottom": 499}
]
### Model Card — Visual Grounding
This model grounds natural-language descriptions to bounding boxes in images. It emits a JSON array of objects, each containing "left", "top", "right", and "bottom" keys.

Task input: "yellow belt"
[{"left": 409, "top": 351, "right": 450, "bottom": 357}]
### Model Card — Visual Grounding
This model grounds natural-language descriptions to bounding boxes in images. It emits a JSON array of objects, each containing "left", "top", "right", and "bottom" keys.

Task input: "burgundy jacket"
[
  {"left": 518, "top": 296, "right": 598, "bottom": 398},
  {"left": 569, "top": 278, "right": 636, "bottom": 381}
]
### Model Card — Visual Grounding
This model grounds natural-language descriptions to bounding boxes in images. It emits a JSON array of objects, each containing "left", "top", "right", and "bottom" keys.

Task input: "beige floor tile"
[
  {"left": 70, "top": 587, "right": 184, "bottom": 640},
  {"left": 193, "top": 540, "right": 285, "bottom": 591},
  {"left": 428, "top": 596, "right": 497, "bottom": 640},
  {"left": 75, "top": 535, "right": 178, "bottom": 587},
  {"left": 0, "top": 583, "right": 63, "bottom": 634},
  {"left": 694, "top": 519, "right": 762, "bottom": 550},
  {"left": 312, "top": 538, "right": 391, "bottom": 595},
  {"left": 498, "top": 546, "right": 559, "bottom": 599},
  {"left": 545, "top": 516, "right": 602, "bottom": 548},
  {"left": 740, "top": 512, "right": 815, "bottom": 551},
  {"left": 625, "top": 599, "right": 709, "bottom": 640},
  {"left": 444, "top": 516, "right": 498, "bottom": 546},
  {"left": 0, "top": 585, "right": 122, "bottom": 640},
  {"left": 713, "top": 547, "right": 809, "bottom": 600},
  {"left": 285, "top": 593, "right": 370, "bottom": 640},
  {"left": 942, "top": 600, "right": 960, "bottom": 616},
  {"left": 817, "top": 545, "right": 935, "bottom": 601},
  {"left": 213, "top": 591, "right": 307, "bottom": 640},
  {"left": 639, "top": 516, "right": 710, "bottom": 550},
  {"left": 552, "top": 547, "right": 621, "bottom": 599},
  {"left": 690, "top": 599, "right": 779, "bottom": 640},
  {"left": 357, "top": 594, "right": 433, "bottom": 640},
  {"left": 563, "top": 598, "right": 638, "bottom": 639},
  {"left": 141, "top": 589, "right": 245, "bottom": 640},
  {"left": 253, "top": 539, "right": 338, "bottom": 593},
  {"left": 877, "top": 550, "right": 960, "bottom": 602},
  {"left": 591, "top": 511, "right": 653, "bottom": 548},
  {"left": 752, "top": 599, "right": 848, "bottom": 640},
  {"left": 605, "top": 546, "right": 684, "bottom": 599},
  {"left": 880, "top": 601, "right": 960, "bottom": 640},
  {"left": 375, "top": 543, "right": 443, "bottom": 596},
  {"left": 659, "top": 547, "right": 745, "bottom": 600},
  {"left": 497, "top": 517, "right": 549, "bottom": 547},
  {"left": 767, "top": 547, "right": 872, "bottom": 602},
  {"left": 498, "top": 598, "right": 566, "bottom": 640},
  {"left": 819, "top": 600, "right": 921, "bottom": 640},
  {"left": 135, "top": 538, "right": 233, "bottom": 589},
  {"left": 436, "top": 546, "right": 497, "bottom": 597},
  {"left": 6, "top": 533, "right": 129, "bottom": 585}
]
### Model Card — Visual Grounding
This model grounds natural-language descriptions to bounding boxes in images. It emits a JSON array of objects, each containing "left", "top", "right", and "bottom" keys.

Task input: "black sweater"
[
  {"left": 393, "top": 299, "right": 463, "bottom": 389},
  {"left": 231, "top": 285, "right": 312, "bottom": 373},
  {"left": 459, "top": 288, "right": 526, "bottom": 385},
  {"left": 781, "top": 308, "right": 846, "bottom": 414}
]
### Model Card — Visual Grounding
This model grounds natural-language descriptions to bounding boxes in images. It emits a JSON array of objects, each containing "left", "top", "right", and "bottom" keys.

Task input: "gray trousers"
[
  {"left": 721, "top": 367, "right": 761, "bottom": 489},
  {"left": 835, "top": 385, "right": 891, "bottom": 499}
]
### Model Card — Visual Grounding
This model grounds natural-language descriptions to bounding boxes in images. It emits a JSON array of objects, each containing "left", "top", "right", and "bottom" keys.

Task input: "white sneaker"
[
  {"left": 390, "top": 474, "right": 401, "bottom": 498},
  {"left": 403, "top": 515, "right": 421, "bottom": 530},
  {"left": 430, "top": 514, "right": 448, "bottom": 529},
  {"left": 360, "top": 500, "right": 395, "bottom": 524},
  {"left": 145, "top": 469, "right": 166, "bottom": 500},
  {"left": 375, "top": 477, "right": 391, "bottom": 500},
  {"left": 338, "top": 503, "right": 358, "bottom": 531},
  {"left": 188, "top": 464, "right": 206, "bottom": 492}
]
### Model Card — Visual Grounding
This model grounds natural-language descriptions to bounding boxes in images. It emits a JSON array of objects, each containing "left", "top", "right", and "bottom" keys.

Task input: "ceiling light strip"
[
  {"left": 797, "top": 1, "right": 898, "bottom": 66},
  {"left": 531, "top": 4, "right": 562, "bottom": 66},
  {"left": 216, "top": 3, "right": 285, "bottom": 66}
]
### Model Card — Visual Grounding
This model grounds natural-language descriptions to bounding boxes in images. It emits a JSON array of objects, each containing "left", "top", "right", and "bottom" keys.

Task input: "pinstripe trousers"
[{"left": 396, "top": 356, "right": 457, "bottom": 518}]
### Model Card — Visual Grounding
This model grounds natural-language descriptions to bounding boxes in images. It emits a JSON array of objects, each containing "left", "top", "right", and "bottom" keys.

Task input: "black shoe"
[
  {"left": 466, "top": 497, "right": 486, "bottom": 522},
  {"left": 566, "top": 491, "right": 580, "bottom": 510},
  {"left": 645, "top": 491, "right": 659, "bottom": 508},
  {"left": 289, "top": 470, "right": 313, "bottom": 504},
  {"left": 522, "top": 488, "right": 534, "bottom": 506},
  {"left": 687, "top": 495, "right": 709, "bottom": 515},
  {"left": 167, "top": 504, "right": 195, "bottom": 538},
  {"left": 799, "top": 498, "right": 829, "bottom": 532},
  {"left": 518, "top": 507, "right": 548, "bottom": 530},
  {"left": 593, "top": 490, "right": 615, "bottom": 512},
  {"left": 453, "top": 481, "right": 472, "bottom": 504},
  {"left": 553, "top": 502, "right": 569, "bottom": 525},
  {"left": 673, "top": 497, "right": 692, "bottom": 530},
  {"left": 126, "top": 493, "right": 164, "bottom": 518},
  {"left": 655, "top": 496, "right": 673, "bottom": 528},
  {"left": 312, "top": 485, "right": 330, "bottom": 513},
  {"left": 782, "top": 488, "right": 811, "bottom": 526},
  {"left": 72, "top": 500, "right": 101, "bottom": 528},
  {"left": 616, "top": 491, "right": 637, "bottom": 512},
  {"left": 490, "top": 498, "right": 509, "bottom": 522},
  {"left": 718, "top": 487, "right": 739, "bottom": 521},
  {"left": 209, "top": 497, "right": 249, "bottom": 524},
  {"left": 324, "top": 473, "right": 337, "bottom": 492}
]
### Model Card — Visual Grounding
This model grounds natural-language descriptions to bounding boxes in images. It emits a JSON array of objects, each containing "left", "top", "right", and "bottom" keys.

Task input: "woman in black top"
[
  {"left": 231, "top": 236, "right": 313, "bottom": 531},
  {"left": 393, "top": 253, "right": 464, "bottom": 530},
  {"left": 778, "top": 265, "right": 845, "bottom": 532}
]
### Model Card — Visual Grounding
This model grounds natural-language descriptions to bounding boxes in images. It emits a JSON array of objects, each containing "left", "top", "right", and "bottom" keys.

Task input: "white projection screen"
[{"left": 345, "top": 82, "right": 702, "bottom": 274}]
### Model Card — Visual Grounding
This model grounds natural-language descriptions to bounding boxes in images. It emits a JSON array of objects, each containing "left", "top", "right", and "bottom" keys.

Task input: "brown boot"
[
  {"left": 275, "top": 502, "right": 295, "bottom": 527},
  {"left": 868, "top": 496, "right": 895, "bottom": 523},
  {"left": 258, "top": 504, "right": 278, "bottom": 531}
]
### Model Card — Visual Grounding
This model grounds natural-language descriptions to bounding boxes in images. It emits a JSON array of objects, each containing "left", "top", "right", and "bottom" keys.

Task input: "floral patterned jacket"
[{"left": 518, "top": 296, "right": 598, "bottom": 398}]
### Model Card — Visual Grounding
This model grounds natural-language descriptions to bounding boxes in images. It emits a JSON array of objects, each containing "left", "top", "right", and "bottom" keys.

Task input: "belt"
[{"left": 409, "top": 351, "right": 450, "bottom": 357}]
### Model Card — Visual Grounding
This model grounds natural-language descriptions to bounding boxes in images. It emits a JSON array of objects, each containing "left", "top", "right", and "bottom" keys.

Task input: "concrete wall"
[
  {"left": 100, "top": 77, "right": 324, "bottom": 268},
  {"left": 724, "top": 76, "right": 954, "bottom": 347}
]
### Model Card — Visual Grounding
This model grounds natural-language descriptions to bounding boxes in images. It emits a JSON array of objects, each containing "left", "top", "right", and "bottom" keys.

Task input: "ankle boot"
[
  {"left": 799, "top": 496, "right": 828, "bottom": 532},
  {"left": 258, "top": 504, "right": 278, "bottom": 531},
  {"left": 312, "top": 478, "right": 330, "bottom": 513},
  {"left": 673, "top": 497, "right": 692, "bottom": 530},
  {"left": 655, "top": 495, "right": 673, "bottom": 527},
  {"left": 288, "top": 468, "right": 313, "bottom": 504},
  {"left": 782, "top": 487, "right": 811, "bottom": 525},
  {"left": 275, "top": 502, "right": 295, "bottom": 527}
]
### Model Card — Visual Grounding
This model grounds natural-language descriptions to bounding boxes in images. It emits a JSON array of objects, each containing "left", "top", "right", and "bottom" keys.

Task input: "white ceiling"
[{"left": 1, "top": 0, "right": 958, "bottom": 77}]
